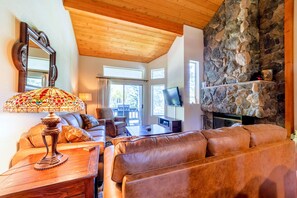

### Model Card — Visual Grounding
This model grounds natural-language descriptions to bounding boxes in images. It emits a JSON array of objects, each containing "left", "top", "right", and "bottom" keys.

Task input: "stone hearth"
[{"left": 201, "top": 80, "right": 277, "bottom": 118}]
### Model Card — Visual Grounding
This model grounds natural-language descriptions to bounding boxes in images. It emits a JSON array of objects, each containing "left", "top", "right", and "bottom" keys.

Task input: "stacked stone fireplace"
[{"left": 202, "top": 0, "right": 284, "bottom": 129}]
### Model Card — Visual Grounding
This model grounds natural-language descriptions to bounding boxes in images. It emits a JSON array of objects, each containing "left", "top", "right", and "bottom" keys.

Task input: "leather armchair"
[{"left": 96, "top": 108, "right": 127, "bottom": 137}]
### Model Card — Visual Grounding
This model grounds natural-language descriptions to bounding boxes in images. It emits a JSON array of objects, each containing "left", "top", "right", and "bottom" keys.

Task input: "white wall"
[
  {"left": 147, "top": 54, "right": 167, "bottom": 124},
  {"left": 78, "top": 56, "right": 147, "bottom": 122},
  {"left": 183, "top": 26, "right": 204, "bottom": 131},
  {"left": 0, "top": 0, "right": 78, "bottom": 173},
  {"left": 293, "top": 0, "right": 297, "bottom": 130},
  {"left": 167, "top": 36, "right": 185, "bottom": 121}
]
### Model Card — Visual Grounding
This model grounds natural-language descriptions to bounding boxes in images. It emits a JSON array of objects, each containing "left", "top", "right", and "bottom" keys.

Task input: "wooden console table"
[{"left": 0, "top": 147, "right": 99, "bottom": 198}]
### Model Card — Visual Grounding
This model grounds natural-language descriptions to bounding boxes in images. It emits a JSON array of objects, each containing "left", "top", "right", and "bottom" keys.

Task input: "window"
[
  {"left": 103, "top": 66, "right": 144, "bottom": 79},
  {"left": 189, "top": 60, "right": 199, "bottom": 104},
  {"left": 151, "top": 84, "right": 165, "bottom": 115},
  {"left": 151, "top": 68, "right": 165, "bottom": 79}
]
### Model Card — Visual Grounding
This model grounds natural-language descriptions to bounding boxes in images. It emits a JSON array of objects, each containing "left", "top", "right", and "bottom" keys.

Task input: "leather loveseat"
[
  {"left": 104, "top": 124, "right": 296, "bottom": 198},
  {"left": 12, "top": 112, "right": 106, "bottom": 180}
]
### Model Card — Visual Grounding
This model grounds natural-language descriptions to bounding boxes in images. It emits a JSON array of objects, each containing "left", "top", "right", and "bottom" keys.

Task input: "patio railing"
[{"left": 112, "top": 106, "right": 140, "bottom": 126}]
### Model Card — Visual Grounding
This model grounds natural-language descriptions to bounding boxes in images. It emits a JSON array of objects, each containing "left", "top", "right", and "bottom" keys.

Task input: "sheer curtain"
[{"left": 97, "top": 78, "right": 110, "bottom": 108}]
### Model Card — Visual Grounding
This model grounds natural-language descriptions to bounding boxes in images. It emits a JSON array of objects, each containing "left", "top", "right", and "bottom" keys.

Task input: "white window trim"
[{"left": 151, "top": 68, "right": 165, "bottom": 80}]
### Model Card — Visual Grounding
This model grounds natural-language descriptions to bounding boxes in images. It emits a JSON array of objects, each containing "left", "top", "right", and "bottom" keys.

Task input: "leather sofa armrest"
[
  {"left": 97, "top": 119, "right": 106, "bottom": 126},
  {"left": 105, "top": 119, "right": 117, "bottom": 137},
  {"left": 12, "top": 141, "right": 104, "bottom": 167},
  {"left": 18, "top": 132, "right": 34, "bottom": 150},
  {"left": 114, "top": 116, "right": 126, "bottom": 123},
  {"left": 104, "top": 146, "right": 123, "bottom": 198}
]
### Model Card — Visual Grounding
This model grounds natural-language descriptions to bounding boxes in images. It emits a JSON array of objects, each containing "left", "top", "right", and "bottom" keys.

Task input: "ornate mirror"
[{"left": 12, "top": 22, "right": 58, "bottom": 92}]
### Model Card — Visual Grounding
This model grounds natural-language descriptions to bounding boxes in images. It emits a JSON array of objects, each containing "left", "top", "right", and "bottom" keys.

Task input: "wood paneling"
[
  {"left": 284, "top": 0, "right": 294, "bottom": 136},
  {"left": 68, "top": 9, "right": 177, "bottom": 62},
  {"left": 64, "top": 0, "right": 224, "bottom": 62}
]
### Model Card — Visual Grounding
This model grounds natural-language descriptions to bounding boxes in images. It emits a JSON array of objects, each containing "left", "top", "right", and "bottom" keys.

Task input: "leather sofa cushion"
[
  {"left": 202, "top": 126, "right": 250, "bottom": 156},
  {"left": 27, "top": 123, "right": 68, "bottom": 148},
  {"left": 87, "top": 128, "right": 105, "bottom": 139},
  {"left": 60, "top": 113, "right": 81, "bottom": 128},
  {"left": 60, "top": 118, "right": 69, "bottom": 125},
  {"left": 86, "top": 125, "right": 105, "bottom": 132},
  {"left": 111, "top": 131, "right": 207, "bottom": 183},
  {"left": 242, "top": 124, "right": 287, "bottom": 147}
]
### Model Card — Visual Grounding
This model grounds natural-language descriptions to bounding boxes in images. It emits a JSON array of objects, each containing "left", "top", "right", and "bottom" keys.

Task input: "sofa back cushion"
[
  {"left": 112, "top": 131, "right": 207, "bottom": 183},
  {"left": 201, "top": 126, "right": 250, "bottom": 156},
  {"left": 60, "top": 113, "right": 83, "bottom": 128},
  {"left": 242, "top": 124, "right": 287, "bottom": 147}
]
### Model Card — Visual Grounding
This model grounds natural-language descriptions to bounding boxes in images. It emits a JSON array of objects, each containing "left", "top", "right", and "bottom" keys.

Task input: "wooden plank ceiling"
[{"left": 64, "top": 0, "right": 223, "bottom": 63}]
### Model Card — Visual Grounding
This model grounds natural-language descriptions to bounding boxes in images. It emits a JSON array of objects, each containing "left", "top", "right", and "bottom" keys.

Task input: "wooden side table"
[{"left": 0, "top": 146, "right": 99, "bottom": 198}]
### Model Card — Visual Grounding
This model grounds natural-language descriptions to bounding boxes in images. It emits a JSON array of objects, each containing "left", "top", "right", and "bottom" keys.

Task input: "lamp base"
[
  {"left": 34, "top": 154, "right": 68, "bottom": 170},
  {"left": 35, "top": 112, "right": 68, "bottom": 170}
]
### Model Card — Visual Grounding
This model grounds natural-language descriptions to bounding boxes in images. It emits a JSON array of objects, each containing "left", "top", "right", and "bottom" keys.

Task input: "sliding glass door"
[{"left": 109, "top": 84, "right": 143, "bottom": 126}]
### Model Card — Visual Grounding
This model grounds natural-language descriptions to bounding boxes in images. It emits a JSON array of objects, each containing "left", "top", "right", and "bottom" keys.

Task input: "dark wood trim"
[
  {"left": 284, "top": 0, "right": 294, "bottom": 136},
  {"left": 12, "top": 22, "right": 58, "bottom": 92}
]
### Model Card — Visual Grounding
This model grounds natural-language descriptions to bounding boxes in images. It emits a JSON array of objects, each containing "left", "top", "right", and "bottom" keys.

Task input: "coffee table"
[{"left": 126, "top": 124, "right": 174, "bottom": 136}]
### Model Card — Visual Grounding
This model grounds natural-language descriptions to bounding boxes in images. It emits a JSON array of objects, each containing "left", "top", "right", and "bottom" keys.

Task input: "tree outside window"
[{"left": 151, "top": 84, "right": 165, "bottom": 115}]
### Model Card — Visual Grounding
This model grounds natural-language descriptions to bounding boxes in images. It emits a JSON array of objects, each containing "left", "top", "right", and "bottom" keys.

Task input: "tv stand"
[{"left": 158, "top": 116, "right": 182, "bottom": 132}]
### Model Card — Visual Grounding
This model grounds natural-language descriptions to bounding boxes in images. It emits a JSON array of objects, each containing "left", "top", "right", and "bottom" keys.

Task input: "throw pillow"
[
  {"left": 62, "top": 125, "right": 94, "bottom": 143},
  {"left": 80, "top": 114, "right": 100, "bottom": 129},
  {"left": 27, "top": 123, "right": 68, "bottom": 148}
]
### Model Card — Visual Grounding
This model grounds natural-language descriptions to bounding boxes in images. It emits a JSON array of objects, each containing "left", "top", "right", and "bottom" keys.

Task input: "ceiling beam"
[{"left": 64, "top": 0, "right": 183, "bottom": 35}]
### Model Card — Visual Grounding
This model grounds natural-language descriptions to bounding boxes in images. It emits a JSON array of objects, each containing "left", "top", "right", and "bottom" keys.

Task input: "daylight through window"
[
  {"left": 189, "top": 60, "right": 199, "bottom": 104},
  {"left": 151, "top": 68, "right": 165, "bottom": 79},
  {"left": 103, "top": 66, "right": 144, "bottom": 79},
  {"left": 151, "top": 84, "right": 165, "bottom": 115}
]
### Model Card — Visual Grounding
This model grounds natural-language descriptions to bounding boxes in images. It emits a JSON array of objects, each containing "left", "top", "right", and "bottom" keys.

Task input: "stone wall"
[
  {"left": 259, "top": 0, "right": 284, "bottom": 126},
  {"left": 204, "top": 0, "right": 259, "bottom": 86},
  {"left": 202, "top": 0, "right": 284, "bottom": 128}
]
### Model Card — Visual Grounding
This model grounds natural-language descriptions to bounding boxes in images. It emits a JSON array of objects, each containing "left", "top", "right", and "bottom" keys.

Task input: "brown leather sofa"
[
  {"left": 103, "top": 124, "right": 296, "bottom": 198},
  {"left": 12, "top": 112, "right": 106, "bottom": 180},
  {"left": 96, "top": 107, "right": 127, "bottom": 137}
]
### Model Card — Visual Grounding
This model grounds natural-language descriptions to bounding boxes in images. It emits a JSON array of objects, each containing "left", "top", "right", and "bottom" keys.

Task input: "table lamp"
[
  {"left": 4, "top": 87, "right": 84, "bottom": 170},
  {"left": 78, "top": 93, "right": 92, "bottom": 114}
]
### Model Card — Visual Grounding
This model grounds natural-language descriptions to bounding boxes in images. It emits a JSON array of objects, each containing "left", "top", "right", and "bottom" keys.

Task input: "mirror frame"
[{"left": 12, "top": 22, "right": 58, "bottom": 92}]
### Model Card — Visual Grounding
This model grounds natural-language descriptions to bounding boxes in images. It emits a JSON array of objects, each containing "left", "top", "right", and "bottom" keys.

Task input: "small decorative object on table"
[
  {"left": 4, "top": 87, "right": 84, "bottom": 170},
  {"left": 261, "top": 69, "right": 273, "bottom": 81}
]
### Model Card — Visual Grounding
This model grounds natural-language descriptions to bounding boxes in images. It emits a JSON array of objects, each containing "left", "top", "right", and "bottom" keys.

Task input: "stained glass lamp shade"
[{"left": 4, "top": 87, "right": 84, "bottom": 170}]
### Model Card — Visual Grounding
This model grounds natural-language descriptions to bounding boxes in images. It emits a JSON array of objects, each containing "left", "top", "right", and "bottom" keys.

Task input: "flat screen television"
[{"left": 163, "top": 87, "right": 183, "bottom": 107}]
